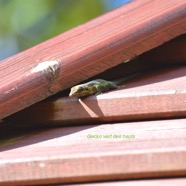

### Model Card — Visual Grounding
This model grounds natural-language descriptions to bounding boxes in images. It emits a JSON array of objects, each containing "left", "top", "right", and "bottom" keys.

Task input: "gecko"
[{"left": 69, "top": 71, "right": 142, "bottom": 98}]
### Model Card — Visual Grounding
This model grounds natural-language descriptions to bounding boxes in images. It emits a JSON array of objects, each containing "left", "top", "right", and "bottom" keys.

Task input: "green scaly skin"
[
  {"left": 69, "top": 79, "right": 118, "bottom": 98},
  {"left": 69, "top": 72, "right": 142, "bottom": 98}
]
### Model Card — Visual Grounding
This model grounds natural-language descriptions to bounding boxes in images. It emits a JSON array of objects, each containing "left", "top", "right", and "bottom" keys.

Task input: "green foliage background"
[{"left": 0, "top": 0, "right": 105, "bottom": 59}]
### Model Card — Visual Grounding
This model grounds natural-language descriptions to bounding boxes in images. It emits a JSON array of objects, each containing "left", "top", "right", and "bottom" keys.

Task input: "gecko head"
[{"left": 69, "top": 84, "right": 96, "bottom": 98}]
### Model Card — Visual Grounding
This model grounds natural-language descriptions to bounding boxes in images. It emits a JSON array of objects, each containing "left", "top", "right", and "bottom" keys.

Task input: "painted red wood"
[
  {"left": 66, "top": 178, "right": 186, "bottom": 186},
  {"left": 0, "top": 119, "right": 186, "bottom": 185},
  {"left": 0, "top": 0, "right": 185, "bottom": 120},
  {"left": 7, "top": 65, "right": 186, "bottom": 127}
]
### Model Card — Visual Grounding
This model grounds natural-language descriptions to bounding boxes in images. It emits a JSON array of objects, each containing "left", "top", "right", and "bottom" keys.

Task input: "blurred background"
[{"left": 0, "top": 0, "right": 131, "bottom": 60}]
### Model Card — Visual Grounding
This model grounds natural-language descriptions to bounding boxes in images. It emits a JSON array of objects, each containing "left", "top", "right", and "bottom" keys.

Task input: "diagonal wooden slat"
[
  {"left": 0, "top": 0, "right": 185, "bottom": 120},
  {"left": 0, "top": 118, "right": 186, "bottom": 185},
  {"left": 66, "top": 178, "right": 186, "bottom": 186},
  {"left": 7, "top": 65, "right": 186, "bottom": 127}
]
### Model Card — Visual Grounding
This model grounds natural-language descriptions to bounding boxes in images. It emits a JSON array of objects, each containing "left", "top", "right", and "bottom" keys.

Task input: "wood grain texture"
[
  {"left": 7, "top": 65, "right": 186, "bottom": 127},
  {"left": 0, "top": 119, "right": 186, "bottom": 185},
  {"left": 0, "top": 0, "right": 185, "bottom": 120}
]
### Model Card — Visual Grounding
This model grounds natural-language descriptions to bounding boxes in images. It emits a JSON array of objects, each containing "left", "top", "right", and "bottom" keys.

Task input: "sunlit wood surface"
[
  {"left": 0, "top": 0, "right": 185, "bottom": 119},
  {"left": 7, "top": 65, "right": 186, "bottom": 127},
  {"left": 0, "top": 118, "right": 186, "bottom": 185}
]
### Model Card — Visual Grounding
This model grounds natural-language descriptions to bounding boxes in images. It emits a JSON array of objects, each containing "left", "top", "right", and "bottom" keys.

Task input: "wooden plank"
[
  {"left": 0, "top": 118, "right": 186, "bottom": 185},
  {"left": 7, "top": 65, "right": 186, "bottom": 127},
  {"left": 66, "top": 178, "right": 186, "bottom": 186},
  {"left": 0, "top": 0, "right": 185, "bottom": 120}
]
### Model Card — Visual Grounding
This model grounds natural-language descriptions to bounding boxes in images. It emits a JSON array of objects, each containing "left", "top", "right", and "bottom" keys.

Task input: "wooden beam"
[
  {"left": 0, "top": 119, "right": 186, "bottom": 185},
  {"left": 0, "top": 0, "right": 185, "bottom": 119},
  {"left": 7, "top": 65, "right": 186, "bottom": 127},
  {"left": 66, "top": 178, "right": 186, "bottom": 186}
]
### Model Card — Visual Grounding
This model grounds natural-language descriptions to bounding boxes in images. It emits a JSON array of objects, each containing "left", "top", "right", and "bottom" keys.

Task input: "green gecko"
[{"left": 69, "top": 71, "right": 142, "bottom": 98}]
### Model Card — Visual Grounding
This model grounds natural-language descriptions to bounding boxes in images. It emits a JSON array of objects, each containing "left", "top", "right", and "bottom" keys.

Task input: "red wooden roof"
[
  {"left": 6, "top": 64, "right": 186, "bottom": 127},
  {"left": 0, "top": 0, "right": 185, "bottom": 119},
  {"left": 0, "top": 0, "right": 186, "bottom": 185},
  {"left": 0, "top": 119, "right": 186, "bottom": 185}
]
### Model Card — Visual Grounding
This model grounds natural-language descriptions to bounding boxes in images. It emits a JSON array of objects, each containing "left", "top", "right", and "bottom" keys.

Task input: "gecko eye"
[
  {"left": 78, "top": 87, "right": 84, "bottom": 92},
  {"left": 79, "top": 87, "right": 89, "bottom": 92},
  {"left": 78, "top": 87, "right": 83, "bottom": 91}
]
